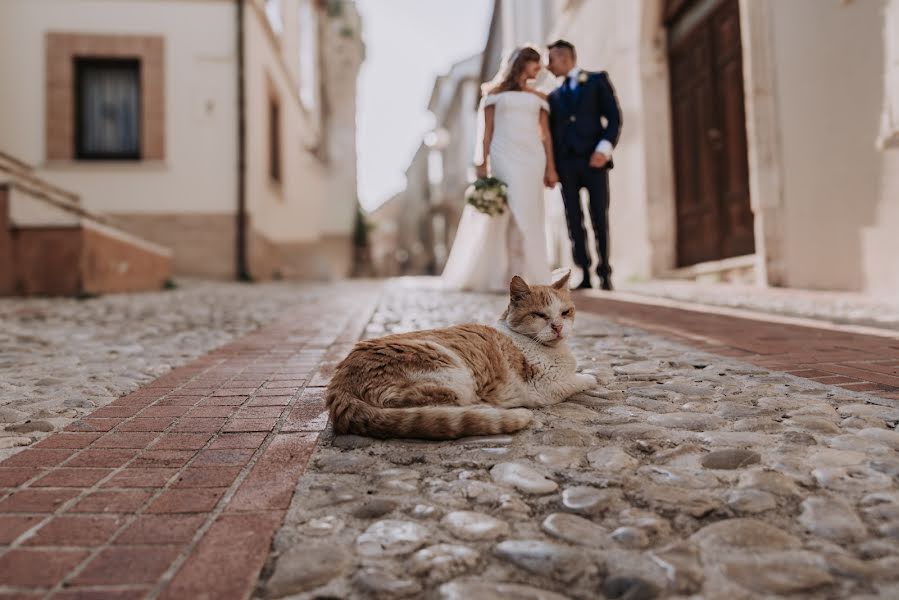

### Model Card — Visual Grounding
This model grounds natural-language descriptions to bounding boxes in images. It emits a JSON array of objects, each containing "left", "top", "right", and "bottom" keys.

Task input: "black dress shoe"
[
  {"left": 575, "top": 276, "right": 592, "bottom": 290},
  {"left": 600, "top": 278, "right": 613, "bottom": 291}
]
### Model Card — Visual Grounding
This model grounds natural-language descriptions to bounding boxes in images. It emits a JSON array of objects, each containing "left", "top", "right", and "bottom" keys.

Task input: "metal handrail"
[{"left": 0, "top": 152, "right": 113, "bottom": 226}]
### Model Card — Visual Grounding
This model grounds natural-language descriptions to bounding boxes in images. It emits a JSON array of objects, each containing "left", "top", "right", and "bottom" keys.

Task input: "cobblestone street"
[
  {"left": 263, "top": 282, "right": 899, "bottom": 599},
  {"left": 0, "top": 281, "right": 333, "bottom": 460},
  {"left": 0, "top": 280, "right": 379, "bottom": 598},
  {"left": 618, "top": 281, "right": 899, "bottom": 332},
  {"left": 0, "top": 279, "right": 897, "bottom": 599}
]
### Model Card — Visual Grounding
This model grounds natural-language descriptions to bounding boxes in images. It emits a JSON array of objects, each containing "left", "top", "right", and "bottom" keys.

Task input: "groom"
[{"left": 546, "top": 40, "right": 622, "bottom": 291}]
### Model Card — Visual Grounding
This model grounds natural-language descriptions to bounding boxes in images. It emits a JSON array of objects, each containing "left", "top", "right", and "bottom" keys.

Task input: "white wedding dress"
[{"left": 440, "top": 91, "right": 553, "bottom": 293}]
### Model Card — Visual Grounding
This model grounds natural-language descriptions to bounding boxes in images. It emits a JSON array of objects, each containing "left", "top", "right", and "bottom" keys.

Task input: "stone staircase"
[{"left": 0, "top": 151, "right": 173, "bottom": 296}]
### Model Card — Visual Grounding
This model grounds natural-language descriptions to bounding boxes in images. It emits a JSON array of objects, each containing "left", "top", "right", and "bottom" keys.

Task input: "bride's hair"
[{"left": 481, "top": 45, "right": 542, "bottom": 95}]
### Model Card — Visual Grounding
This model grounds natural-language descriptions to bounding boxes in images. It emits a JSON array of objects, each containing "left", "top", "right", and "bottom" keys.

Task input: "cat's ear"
[
  {"left": 510, "top": 276, "right": 531, "bottom": 300},
  {"left": 551, "top": 269, "right": 571, "bottom": 290}
]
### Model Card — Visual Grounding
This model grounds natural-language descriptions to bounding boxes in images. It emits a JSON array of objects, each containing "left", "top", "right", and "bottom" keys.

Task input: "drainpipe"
[{"left": 236, "top": 0, "right": 249, "bottom": 280}]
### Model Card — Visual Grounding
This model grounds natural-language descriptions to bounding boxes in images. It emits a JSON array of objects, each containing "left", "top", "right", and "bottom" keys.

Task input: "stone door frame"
[{"left": 638, "top": 0, "right": 786, "bottom": 286}]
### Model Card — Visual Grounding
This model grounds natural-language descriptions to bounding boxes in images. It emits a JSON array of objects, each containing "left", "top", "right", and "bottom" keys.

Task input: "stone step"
[{"left": 0, "top": 153, "right": 173, "bottom": 297}]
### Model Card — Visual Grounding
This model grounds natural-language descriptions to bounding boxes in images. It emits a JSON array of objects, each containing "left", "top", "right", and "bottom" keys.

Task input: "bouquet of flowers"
[{"left": 465, "top": 176, "right": 508, "bottom": 217}]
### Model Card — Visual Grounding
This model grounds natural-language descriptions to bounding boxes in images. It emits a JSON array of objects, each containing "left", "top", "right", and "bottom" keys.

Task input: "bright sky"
[{"left": 355, "top": 0, "right": 492, "bottom": 212}]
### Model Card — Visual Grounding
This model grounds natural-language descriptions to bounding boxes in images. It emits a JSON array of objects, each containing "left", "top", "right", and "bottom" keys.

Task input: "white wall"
[
  {"left": 0, "top": 0, "right": 238, "bottom": 216},
  {"left": 770, "top": 0, "right": 886, "bottom": 291},
  {"left": 860, "top": 148, "right": 899, "bottom": 297},
  {"left": 878, "top": 0, "right": 899, "bottom": 147},
  {"left": 501, "top": 0, "right": 564, "bottom": 49},
  {"left": 441, "top": 80, "right": 478, "bottom": 208},
  {"left": 7, "top": 187, "right": 80, "bottom": 227},
  {"left": 863, "top": 0, "right": 899, "bottom": 297},
  {"left": 320, "top": 1, "right": 364, "bottom": 238},
  {"left": 243, "top": 0, "right": 326, "bottom": 243}
]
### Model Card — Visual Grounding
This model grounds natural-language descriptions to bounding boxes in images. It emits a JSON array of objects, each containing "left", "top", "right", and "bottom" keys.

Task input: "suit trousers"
[{"left": 557, "top": 158, "right": 611, "bottom": 280}]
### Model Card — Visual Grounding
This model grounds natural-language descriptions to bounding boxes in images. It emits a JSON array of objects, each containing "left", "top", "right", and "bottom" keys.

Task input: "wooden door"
[{"left": 667, "top": 0, "right": 755, "bottom": 267}]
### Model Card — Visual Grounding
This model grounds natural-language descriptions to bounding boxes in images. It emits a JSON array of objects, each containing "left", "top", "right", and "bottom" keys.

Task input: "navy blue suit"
[{"left": 548, "top": 71, "right": 622, "bottom": 283}]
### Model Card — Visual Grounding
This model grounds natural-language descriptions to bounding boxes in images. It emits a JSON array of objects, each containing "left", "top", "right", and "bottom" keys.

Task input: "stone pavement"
[
  {"left": 578, "top": 292, "right": 899, "bottom": 399},
  {"left": 261, "top": 282, "right": 899, "bottom": 599},
  {"left": 0, "top": 281, "right": 352, "bottom": 461},
  {"left": 0, "top": 281, "right": 381, "bottom": 598},
  {"left": 1, "top": 279, "right": 898, "bottom": 599},
  {"left": 618, "top": 280, "right": 899, "bottom": 331}
]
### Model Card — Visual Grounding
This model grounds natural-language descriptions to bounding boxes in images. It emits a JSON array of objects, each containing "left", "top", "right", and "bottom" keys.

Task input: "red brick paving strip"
[
  {"left": 577, "top": 293, "right": 899, "bottom": 402},
  {"left": 0, "top": 283, "right": 381, "bottom": 598}
]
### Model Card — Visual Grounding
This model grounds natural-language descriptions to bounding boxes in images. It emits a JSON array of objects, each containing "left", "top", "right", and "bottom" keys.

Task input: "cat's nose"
[{"left": 551, "top": 322, "right": 563, "bottom": 333}]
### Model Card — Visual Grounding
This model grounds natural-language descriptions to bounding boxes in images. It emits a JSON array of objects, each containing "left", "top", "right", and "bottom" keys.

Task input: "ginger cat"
[{"left": 325, "top": 272, "right": 597, "bottom": 440}]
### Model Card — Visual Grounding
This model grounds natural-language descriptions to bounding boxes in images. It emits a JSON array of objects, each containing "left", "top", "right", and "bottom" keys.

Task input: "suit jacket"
[{"left": 547, "top": 70, "right": 622, "bottom": 168}]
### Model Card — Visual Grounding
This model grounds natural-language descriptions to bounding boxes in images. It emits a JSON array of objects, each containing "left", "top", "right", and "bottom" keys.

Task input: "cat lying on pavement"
[{"left": 325, "top": 271, "right": 597, "bottom": 440}]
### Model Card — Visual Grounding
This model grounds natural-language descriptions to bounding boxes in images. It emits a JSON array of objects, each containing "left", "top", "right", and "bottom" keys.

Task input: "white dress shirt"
[{"left": 566, "top": 66, "right": 614, "bottom": 159}]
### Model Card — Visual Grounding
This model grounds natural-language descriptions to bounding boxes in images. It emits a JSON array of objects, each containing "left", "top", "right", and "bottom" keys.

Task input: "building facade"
[
  {"left": 550, "top": 0, "right": 899, "bottom": 295},
  {"left": 369, "top": 142, "right": 432, "bottom": 276},
  {"left": 0, "top": 0, "right": 363, "bottom": 281},
  {"left": 425, "top": 53, "right": 482, "bottom": 273}
]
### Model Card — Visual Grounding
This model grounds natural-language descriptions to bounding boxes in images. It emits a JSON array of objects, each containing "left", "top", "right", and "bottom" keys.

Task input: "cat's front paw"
[{"left": 573, "top": 373, "right": 598, "bottom": 393}]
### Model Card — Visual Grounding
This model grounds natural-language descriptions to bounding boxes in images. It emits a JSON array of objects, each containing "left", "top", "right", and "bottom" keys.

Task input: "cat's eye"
[
  {"left": 531, "top": 312, "right": 548, "bottom": 320},
  {"left": 562, "top": 309, "right": 573, "bottom": 317}
]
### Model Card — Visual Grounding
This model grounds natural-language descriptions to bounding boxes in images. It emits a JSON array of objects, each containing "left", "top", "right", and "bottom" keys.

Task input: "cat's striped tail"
[{"left": 325, "top": 390, "right": 533, "bottom": 440}]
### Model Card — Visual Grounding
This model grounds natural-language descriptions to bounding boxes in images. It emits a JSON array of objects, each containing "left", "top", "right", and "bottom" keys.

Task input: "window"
[
  {"left": 269, "top": 97, "right": 281, "bottom": 183},
  {"left": 75, "top": 59, "right": 141, "bottom": 160},
  {"left": 298, "top": 0, "right": 319, "bottom": 109}
]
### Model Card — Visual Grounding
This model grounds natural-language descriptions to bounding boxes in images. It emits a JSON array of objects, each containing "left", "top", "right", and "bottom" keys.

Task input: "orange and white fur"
[{"left": 325, "top": 272, "right": 596, "bottom": 440}]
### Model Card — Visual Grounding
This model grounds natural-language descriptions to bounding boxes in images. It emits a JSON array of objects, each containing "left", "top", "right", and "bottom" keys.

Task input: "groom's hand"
[{"left": 589, "top": 152, "right": 609, "bottom": 169}]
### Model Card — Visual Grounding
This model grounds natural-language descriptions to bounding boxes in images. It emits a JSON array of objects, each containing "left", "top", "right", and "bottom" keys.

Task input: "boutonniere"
[{"left": 577, "top": 72, "right": 589, "bottom": 85}]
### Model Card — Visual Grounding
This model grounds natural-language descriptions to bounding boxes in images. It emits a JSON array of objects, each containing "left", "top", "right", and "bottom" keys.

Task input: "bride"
[{"left": 440, "top": 45, "right": 558, "bottom": 292}]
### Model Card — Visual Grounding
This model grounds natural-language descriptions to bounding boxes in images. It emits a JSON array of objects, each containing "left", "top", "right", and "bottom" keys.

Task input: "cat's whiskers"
[{"left": 527, "top": 330, "right": 552, "bottom": 347}]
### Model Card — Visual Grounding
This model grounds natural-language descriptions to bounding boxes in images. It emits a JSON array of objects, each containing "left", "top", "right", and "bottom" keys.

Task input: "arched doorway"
[{"left": 665, "top": 0, "right": 755, "bottom": 267}]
